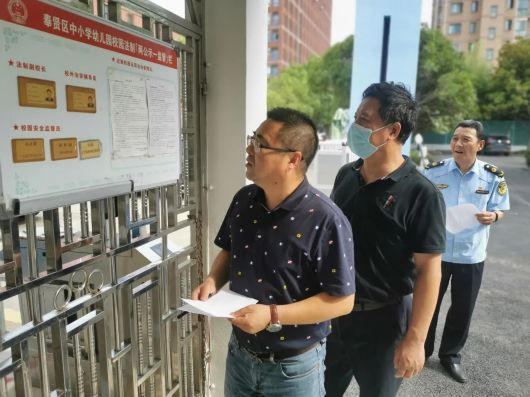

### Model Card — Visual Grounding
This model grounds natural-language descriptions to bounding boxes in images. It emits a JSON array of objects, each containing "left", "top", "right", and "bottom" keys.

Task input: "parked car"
[{"left": 482, "top": 135, "right": 511, "bottom": 156}]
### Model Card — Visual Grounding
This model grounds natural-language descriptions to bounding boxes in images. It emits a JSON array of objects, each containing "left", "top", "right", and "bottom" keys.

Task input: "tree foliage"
[
  {"left": 415, "top": 29, "right": 479, "bottom": 133},
  {"left": 267, "top": 62, "right": 319, "bottom": 117},
  {"left": 267, "top": 36, "right": 353, "bottom": 130},
  {"left": 268, "top": 31, "right": 530, "bottom": 135},
  {"left": 309, "top": 35, "right": 353, "bottom": 128},
  {"left": 481, "top": 39, "right": 530, "bottom": 120}
]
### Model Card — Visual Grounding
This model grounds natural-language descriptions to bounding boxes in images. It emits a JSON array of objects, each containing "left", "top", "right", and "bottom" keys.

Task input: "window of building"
[
  {"left": 515, "top": 19, "right": 527, "bottom": 35},
  {"left": 450, "top": 2, "right": 463, "bottom": 13},
  {"left": 270, "top": 0, "right": 280, "bottom": 7},
  {"left": 270, "top": 48, "right": 279, "bottom": 60},
  {"left": 468, "top": 42, "right": 477, "bottom": 52},
  {"left": 490, "top": 5, "right": 498, "bottom": 17},
  {"left": 519, "top": 0, "right": 529, "bottom": 16},
  {"left": 505, "top": 19, "right": 513, "bottom": 30},
  {"left": 269, "top": 65, "right": 279, "bottom": 77},
  {"left": 271, "top": 12, "right": 280, "bottom": 25},
  {"left": 452, "top": 42, "right": 461, "bottom": 51},
  {"left": 269, "top": 31, "right": 279, "bottom": 42},
  {"left": 448, "top": 23, "right": 462, "bottom": 35},
  {"left": 471, "top": 1, "right": 479, "bottom": 13},
  {"left": 469, "top": 22, "right": 477, "bottom": 33},
  {"left": 506, "top": 0, "right": 515, "bottom": 9},
  {"left": 488, "top": 27, "right": 496, "bottom": 39},
  {"left": 485, "top": 48, "right": 495, "bottom": 61}
]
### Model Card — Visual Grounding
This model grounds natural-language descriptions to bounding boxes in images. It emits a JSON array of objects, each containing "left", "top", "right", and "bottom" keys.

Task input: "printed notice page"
[{"left": 109, "top": 70, "right": 149, "bottom": 158}]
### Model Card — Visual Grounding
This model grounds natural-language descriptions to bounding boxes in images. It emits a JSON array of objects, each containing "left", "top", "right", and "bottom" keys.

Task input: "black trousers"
[
  {"left": 425, "top": 261, "right": 484, "bottom": 364},
  {"left": 324, "top": 296, "right": 411, "bottom": 397}
]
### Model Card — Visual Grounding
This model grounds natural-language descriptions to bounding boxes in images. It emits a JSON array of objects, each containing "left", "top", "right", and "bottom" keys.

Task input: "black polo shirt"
[
  {"left": 331, "top": 157, "right": 445, "bottom": 303},
  {"left": 215, "top": 178, "right": 355, "bottom": 353}
]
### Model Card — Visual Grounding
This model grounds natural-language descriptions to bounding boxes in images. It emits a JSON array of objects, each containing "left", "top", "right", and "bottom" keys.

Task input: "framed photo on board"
[
  {"left": 66, "top": 85, "right": 96, "bottom": 113},
  {"left": 17, "top": 76, "right": 57, "bottom": 108}
]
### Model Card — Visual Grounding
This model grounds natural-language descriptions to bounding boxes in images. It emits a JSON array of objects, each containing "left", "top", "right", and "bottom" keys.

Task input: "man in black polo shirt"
[
  {"left": 192, "top": 108, "right": 356, "bottom": 397},
  {"left": 324, "top": 82, "right": 446, "bottom": 397}
]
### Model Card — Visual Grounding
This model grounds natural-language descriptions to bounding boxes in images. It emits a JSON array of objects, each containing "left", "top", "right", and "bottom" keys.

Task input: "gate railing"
[
  {"left": 1, "top": 0, "right": 205, "bottom": 396},
  {"left": 1, "top": 184, "right": 204, "bottom": 396}
]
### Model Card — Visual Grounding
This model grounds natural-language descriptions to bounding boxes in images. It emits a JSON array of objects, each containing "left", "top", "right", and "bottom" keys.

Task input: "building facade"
[
  {"left": 268, "top": 0, "right": 332, "bottom": 76},
  {"left": 432, "top": 0, "right": 530, "bottom": 64}
]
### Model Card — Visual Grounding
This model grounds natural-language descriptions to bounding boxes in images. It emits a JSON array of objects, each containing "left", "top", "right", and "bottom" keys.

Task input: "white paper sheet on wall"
[{"left": 109, "top": 70, "right": 149, "bottom": 159}]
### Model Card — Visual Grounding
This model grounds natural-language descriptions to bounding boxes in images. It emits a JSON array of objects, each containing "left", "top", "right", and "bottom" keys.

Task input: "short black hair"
[
  {"left": 362, "top": 82, "right": 417, "bottom": 144},
  {"left": 455, "top": 120, "right": 485, "bottom": 140},
  {"left": 267, "top": 107, "right": 318, "bottom": 171}
]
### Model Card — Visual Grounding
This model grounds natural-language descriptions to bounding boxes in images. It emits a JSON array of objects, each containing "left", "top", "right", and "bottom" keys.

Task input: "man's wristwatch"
[
  {"left": 266, "top": 304, "right": 282, "bottom": 332},
  {"left": 493, "top": 211, "right": 499, "bottom": 222}
]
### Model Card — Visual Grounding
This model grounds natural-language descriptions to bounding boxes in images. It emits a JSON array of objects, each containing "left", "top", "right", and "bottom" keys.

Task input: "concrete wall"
[{"left": 204, "top": 1, "right": 267, "bottom": 395}]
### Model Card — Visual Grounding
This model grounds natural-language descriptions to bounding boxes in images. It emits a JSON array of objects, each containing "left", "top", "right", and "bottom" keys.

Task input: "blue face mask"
[{"left": 346, "top": 122, "right": 391, "bottom": 159}]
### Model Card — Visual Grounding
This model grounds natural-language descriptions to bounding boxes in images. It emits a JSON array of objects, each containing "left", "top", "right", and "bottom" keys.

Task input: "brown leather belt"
[{"left": 245, "top": 342, "right": 319, "bottom": 363}]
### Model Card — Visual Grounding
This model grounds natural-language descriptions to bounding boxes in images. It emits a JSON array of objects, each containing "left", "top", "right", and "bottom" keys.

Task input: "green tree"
[
  {"left": 463, "top": 46, "right": 494, "bottom": 119},
  {"left": 267, "top": 36, "right": 353, "bottom": 130},
  {"left": 482, "top": 39, "right": 530, "bottom": 120},
  {"left": 309, "top": 35, "right": 353, "bottom": 128},
  {"left": 416, "top": 29, "right": 479, "bottom": 133},
  {"left": 267, "top": 62, "right": 319, "bottom": 117}
]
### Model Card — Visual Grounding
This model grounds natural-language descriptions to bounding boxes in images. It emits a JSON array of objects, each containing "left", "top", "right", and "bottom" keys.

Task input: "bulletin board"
[{"left": 0, "top": 0, "right": 181, "bottom": 215}]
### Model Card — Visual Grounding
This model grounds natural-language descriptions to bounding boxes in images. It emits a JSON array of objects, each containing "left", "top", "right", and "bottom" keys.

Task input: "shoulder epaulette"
[
  {"left": 425, "top": 160, "right": 445, "bottom": 170},
  {"left": 484, "top": 163, "right": 504, "bottom": 177}
]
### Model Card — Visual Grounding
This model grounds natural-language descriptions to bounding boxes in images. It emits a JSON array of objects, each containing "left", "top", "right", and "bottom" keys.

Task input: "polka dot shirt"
[{"left": 215, "top": 178, "right": 355, "bottom": 352}]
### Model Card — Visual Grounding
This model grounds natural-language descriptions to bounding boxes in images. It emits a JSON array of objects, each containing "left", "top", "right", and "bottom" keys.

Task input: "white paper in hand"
[
  {"left": 446, "top": 203, "right": 480, "bottom": 234},
  {"left": 178, "top": 289, "right": 258, "bottom": 318}
]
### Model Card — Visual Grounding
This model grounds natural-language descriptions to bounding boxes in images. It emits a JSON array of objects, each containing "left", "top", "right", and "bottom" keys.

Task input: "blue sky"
[
  {"left": 332, "top": 0, "right": 433, "bottom": 43},
  {"left": 148, "top": 0, "right": 433, "bottom": 46}
]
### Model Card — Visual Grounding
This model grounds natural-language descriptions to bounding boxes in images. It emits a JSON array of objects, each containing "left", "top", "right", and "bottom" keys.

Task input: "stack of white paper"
[{"left": 178, "top": 289, "right": 258, "bottom": 318}]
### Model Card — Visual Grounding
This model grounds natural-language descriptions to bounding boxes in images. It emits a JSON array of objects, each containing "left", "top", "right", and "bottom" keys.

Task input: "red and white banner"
[{"left": 1, "top": 0, "right": 177, "bottom": 69}]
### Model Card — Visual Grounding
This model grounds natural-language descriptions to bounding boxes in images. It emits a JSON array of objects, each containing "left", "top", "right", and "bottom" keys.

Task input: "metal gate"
[{"left": 0, "top": 0, "right": 206, "bottom": 395}]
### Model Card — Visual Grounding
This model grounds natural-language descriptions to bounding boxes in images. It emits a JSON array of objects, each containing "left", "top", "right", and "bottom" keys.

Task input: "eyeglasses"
[{"left": 246, "top": 134, "right": 297, "bottom": 154}]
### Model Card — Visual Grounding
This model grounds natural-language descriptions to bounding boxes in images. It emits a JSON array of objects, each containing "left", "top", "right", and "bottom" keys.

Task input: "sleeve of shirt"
[
  {"left": 487, "top": 176, "right": 510, "bottom": 212},
  {"left": 409, "top": 186, "right": 446, "bottom": 253},
  {"left": 214, "top": 197, "right": 236, "bottom": 251},
  {"left": 312, "top": 213, "right": 356, "bottom": 296}
]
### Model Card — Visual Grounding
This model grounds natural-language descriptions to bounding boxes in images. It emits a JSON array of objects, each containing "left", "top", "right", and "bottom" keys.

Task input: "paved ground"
[{"left": 345, "top": 154, "right": 530, "bottom": 397}]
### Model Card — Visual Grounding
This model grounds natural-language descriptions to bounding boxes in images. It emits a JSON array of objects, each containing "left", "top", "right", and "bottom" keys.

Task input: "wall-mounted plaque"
[
  {"left": 17, "top": 76, "right": 57, "bottom": 109},
  {"left": 66, "top": 85, "right": 96, "bottom": 113},
  {"left": 50, "top": 138, "right": 78, "bottom": 160},
  {"left": 12, "top": 139, "right": 45, "bottom": 163},
  {"left": 79, "top": 139, "right": 102, "bottom": 159}
]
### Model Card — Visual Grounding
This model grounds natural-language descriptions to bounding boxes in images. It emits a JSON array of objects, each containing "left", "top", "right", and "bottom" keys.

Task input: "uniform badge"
[
  {"left": 484, "top": 164, "right": 505, "bottom": 178},
  {"left": 435, "top": 184, "right": 449, "bottom": 189},
  {"left": 475, "top": 188, "right": 489, "bottom": 194},
  {"left": 497, "top": 181, "right": 507, "bottom": 196}
]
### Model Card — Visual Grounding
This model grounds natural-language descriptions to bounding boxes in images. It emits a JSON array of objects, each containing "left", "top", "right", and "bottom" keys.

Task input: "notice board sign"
[{"left": 0, "top": 0, "right": 181, "bottom": 215}]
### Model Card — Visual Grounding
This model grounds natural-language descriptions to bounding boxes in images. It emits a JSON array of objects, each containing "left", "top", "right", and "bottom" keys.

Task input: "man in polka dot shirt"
[{"left": 192, "top": 108, "right": 356, "bottom": 397}]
